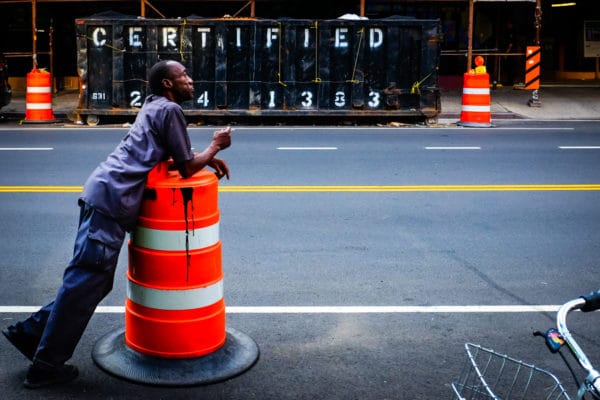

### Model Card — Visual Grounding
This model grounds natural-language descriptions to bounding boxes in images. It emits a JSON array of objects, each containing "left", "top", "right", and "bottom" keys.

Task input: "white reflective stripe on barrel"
[
  {"left": 26, "top": 103, "right": 53, "bottom": 110},
  {"left": 461, "top": 105, "right": 491, "bottom": 112},
  {"left": 128, "top": 279, "right": 223, "bottom": 310},
  {"left": 27, "top": 87, "right": 52, "bottom": 93},
  {"left": 462, "top": 87, "right": 489, "bottom": 95},
  {"left": 132, "top": 222, "right": 219, "bottom": 251}
]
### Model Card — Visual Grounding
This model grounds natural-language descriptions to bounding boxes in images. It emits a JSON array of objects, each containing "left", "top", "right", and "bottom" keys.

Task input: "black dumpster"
[{"left": 75, "top": 14, "right": 441, "bottom": 124}]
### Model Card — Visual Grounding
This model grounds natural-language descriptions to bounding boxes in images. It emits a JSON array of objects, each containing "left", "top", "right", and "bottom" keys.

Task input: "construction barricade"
[
  {"left": 525, "top": 46, "right": 541, "bottom": 107},
  {"left": 92, "top": 162, "right": 259, "bottom": 386},
  {"left": 24, "top": 69, "right": 55, "bottom": 123},
  {"left": 458, "top": 56, "right": 492, "bottom": 128}
]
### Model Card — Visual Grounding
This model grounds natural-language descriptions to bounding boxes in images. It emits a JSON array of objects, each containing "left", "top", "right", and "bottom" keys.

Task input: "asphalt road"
[{"left": 1, "top": 121, "right": 599, "bottom": 399}]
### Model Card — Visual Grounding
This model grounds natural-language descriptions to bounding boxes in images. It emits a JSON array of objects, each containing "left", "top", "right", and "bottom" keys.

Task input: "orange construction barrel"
[
  {"left": 126, "top": 166, "right": 225, "bottom": 358},
  {"left": 24, "top": 69, "right": 55, "bottom": 123},
  {"left": 458, "top": 62, "right": 492, "bottom": 128},
  {"left": 92, "top": 161, "right": 259, "bottom": 386}
]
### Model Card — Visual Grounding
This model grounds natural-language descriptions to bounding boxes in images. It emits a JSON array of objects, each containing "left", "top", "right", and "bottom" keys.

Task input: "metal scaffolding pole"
[
  {"left": 31, "top": 0, "right": 37, "bottom": 69},
  {"left": 528, "top": 0, "right": 542, "bottom": 107},
  {"left": 467, "top": 0, "right": 473, "bottom": 72}
]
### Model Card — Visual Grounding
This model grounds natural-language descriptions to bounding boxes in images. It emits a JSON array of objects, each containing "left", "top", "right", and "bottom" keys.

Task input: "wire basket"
[{"left": 451, "top": 343, "right": 570, "bottom": 400}]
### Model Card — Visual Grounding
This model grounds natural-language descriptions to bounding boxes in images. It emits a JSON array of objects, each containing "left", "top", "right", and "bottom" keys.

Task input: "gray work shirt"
[{"left": 80, "top": 95, "right": 194, "bottom": 233}]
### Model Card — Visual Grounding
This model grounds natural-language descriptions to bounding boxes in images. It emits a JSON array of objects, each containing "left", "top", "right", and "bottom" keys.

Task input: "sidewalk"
[
  {"left": 441, "top": 84, "right": 600, "bottom": 121},
  {"left": 2, "top": 84, "right": 599, "bottom": 123}
]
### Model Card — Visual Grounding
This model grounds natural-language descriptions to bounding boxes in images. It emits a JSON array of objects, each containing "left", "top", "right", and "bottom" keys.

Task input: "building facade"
[{"left": 0, "top": 0, "right": 598, "bottom": 90}]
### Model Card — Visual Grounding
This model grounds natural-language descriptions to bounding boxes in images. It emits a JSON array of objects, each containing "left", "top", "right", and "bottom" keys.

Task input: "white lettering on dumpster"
[
  {"left": 92, "top": 27, "right": 107, "bottom": 47},
  {"left": 236, "top": 27, "right": 242, "bottom": 47},
  {"left": 129, "top": 27, "right": 143, "bottom": 48},
  {"left": 334, "top": 91, "right": 346, "bottom": 107},
  {"left": 333, "top": 27, "right": 384, "bottom": 49},
  {"left": 162, "top": 27, "right": 178, "bottom": 48},
  {"left": 268, "top": 90, "right": 276, "bottom": 108},
  {"left": 335, "top": 28, "right": 348, "bottom": 48},
  {"left": 368, "top": 91, "right": 381, "bottom": 108},
  {"left": 266, "top": 27, "right": 279, "bottom": 48},
  {"left": 304, "top": 28, "right": 311, "bottom": 48},
  {"left": 370, "top": 28, "right": 383, "bottom": 48},
  {"left": 197, "top": 27, "right": 211, "bottom": 48},
  {"left": 300, "top": 91, "right": 313, "bottom": 107},
  {"left": 197, "top": 91, "right": 210, "bottom": 107},
  {"left": 130, "top": 91, "right": 142, "bottom": 107},
  {"left": 91, "top": 92, "right": 107, "bottom": 101}
]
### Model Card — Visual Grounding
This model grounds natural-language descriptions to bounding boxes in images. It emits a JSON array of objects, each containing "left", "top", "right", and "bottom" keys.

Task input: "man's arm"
[{"left": 177, "top": 127, "right": 232, "bottom": 179}]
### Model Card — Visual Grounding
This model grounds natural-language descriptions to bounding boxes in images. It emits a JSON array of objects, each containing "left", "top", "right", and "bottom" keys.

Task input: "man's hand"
[
  {"left": 208, "top": 158, "right": 230, "bottom": 180},
  {"left": 177, "top": 127, "right": 232, "bottom": 179},
  {"left": 212, "top": 127, "right": 232, "bottom": 151}
]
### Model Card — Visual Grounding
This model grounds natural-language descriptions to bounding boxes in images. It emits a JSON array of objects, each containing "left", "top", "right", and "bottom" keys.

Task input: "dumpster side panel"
[
  {"left": 123, "top": 24, "right": 149, "bottom": 109},
  {"left": 257, "top": 21, "right": 283, "bottom": 111},
  {"left": 282, "top": 20, "right": 318, "bottom": 111},
  {"left": 86, "top": 24, "right": 113, "bottom": 109},
  {"left": 317, "top": 21, "right": 356, "bottom": 111},
  {"left": 191, "top": 21, "right": 217, "bottom": 110},
  {"left": 76, "top": 17, "right": 441, "bottom": 119},
  {"left": 364, "top": 24, "right": 397, "bottom": 111},
  {"left": 420, "top": 20, "right": 442, "bottom": 117},
  {"left": 225, "top": 21, "right": 255, "bottom": 110}
]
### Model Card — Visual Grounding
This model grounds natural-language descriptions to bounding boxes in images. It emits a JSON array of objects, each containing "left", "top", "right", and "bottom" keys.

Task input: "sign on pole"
[{"left": 584, "top": 21, "right": 600, "bottom": 58}]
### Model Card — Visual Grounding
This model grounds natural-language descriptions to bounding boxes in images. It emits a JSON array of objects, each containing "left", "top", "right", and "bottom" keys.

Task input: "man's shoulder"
[{"left": 143, "top": 95, "right": 181, "bottom": 111}]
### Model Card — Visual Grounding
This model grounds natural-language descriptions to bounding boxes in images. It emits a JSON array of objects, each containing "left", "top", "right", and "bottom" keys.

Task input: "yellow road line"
[
  {"left": 221, "top": 184, "right": 600, "bottom": 192},
  {"left": 1, "top": 184, "right": 600, "bottom": 193},
  {"left": 0, "top": 186, "right": 84, "bottom": 193}
]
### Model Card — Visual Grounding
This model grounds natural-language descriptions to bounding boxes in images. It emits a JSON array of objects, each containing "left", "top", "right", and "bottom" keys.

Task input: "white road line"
[
  {"left": 226, "top": 305, "right": 560, "bottom": 313},
  {"left": 0, "top": 147, "right": 53, "bottom": 151},
  {"left": 0, "top": 305, "right": 560, "bottom": 314},
  {"left": 0, "top": 126, "right": 578, "bottom": 132},
  {"left": 559, "top": 146, "right": 600, "bottom": 149},
  {"left": 425, "top": 146, "right": 481, "bottom": 150},
  {"left": 277, "top": 147, "right": 338, "bottom": 150}
]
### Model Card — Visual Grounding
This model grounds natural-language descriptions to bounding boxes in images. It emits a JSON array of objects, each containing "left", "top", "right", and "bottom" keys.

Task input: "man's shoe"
[
  {"left": 2, "top": 326, "right": 38, "bottom": 361},
  {"left": 24, "top": 362, "right": 79, "bottom": 389}
]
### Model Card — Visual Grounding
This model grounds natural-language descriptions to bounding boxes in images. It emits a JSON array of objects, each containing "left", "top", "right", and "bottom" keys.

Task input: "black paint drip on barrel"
[{"left": 181, "top": 187, "right": 194, "bottom": 282}]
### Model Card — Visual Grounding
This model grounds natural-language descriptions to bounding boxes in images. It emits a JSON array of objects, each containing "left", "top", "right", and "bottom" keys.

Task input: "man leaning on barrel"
[{"left": 2, "top": 60, "right": 232, "bottom": 388}]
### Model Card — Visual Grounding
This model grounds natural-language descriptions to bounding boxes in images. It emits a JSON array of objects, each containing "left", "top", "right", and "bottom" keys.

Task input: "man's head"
[{"left": 148, "top": 60, "right": 194, "bottom": 104}]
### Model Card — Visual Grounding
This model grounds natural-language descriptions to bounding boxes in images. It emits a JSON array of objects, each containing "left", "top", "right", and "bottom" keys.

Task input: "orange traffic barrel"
[
  {"left": 126, "top": 165, "right": 225, "bottom": 358},
  {"left": 458, "top": 68, "right": 492, "bottom": 128},
  {"left": 24, "top": 69, "right": 55, "bottom": 123},
  {"left": 92, "top": 162, "right": 259, "bottom": 385}
]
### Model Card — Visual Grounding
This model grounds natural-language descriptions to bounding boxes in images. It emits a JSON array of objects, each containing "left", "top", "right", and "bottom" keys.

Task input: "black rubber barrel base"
[{"left": 92, "top": 327, "right": 259, "bottom": 386}]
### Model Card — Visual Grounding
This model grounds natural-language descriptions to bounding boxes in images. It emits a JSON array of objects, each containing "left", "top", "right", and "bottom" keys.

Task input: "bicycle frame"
[{"left": 556, "top": 295, "right": 600, "bottom": 399}]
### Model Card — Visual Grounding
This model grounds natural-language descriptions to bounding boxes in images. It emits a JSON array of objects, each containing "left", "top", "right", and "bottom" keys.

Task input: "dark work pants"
[{"left": 17, "top": 202, "right": 126, "bottom": 367}]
